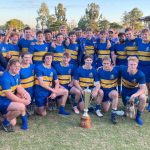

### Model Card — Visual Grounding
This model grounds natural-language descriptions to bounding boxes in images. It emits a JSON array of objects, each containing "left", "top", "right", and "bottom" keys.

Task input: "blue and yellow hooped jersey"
[
  {"left": 82, "top": 37, "right": 96, "bottom": 56},
  {"left": 119, "top": 65, "right": 146, "bottom": 91},
  {"left": 74, "top": 66, "right": 98, "bottom": 88},
  {"left": 29, "top": 42, "right": 49, "bottom": 63},
  {"left": 20, "top": 64, "right": 35, "bottom": 89},
  {"left": 50, "top": 44, "right": 65, "bottom": 63},
  {"left": 0, "top": 71, "right": 21, "bottom": 97},
  {"left": 125, "top": 38, "right": 140, "bottom": 57},
  {"left": 65, "top": 42, "right": 79, "bottom": 65},
  {"left": 0, "top": 42, "right": 9, "bottom": 57},
  {"left": 54, "top": 63, "right": 73, "bottom": 88},
  {"left": 18, "top": 38, "right": 37, "bottom": 53},
  {"left": 138, "top": 41, "right": 150, "bottom": 66},
  {"left": 97, "top": 66, "right": 119, "bottom": 90},
  {"left": 97, "top": 42, "right": 110, "bottom": 60},
  {"left": 8, "top": 43, "right": 20, "bottom": 59},
  {"left": 112, "top": 43, "right": 126, "bottom": 60},
  {"left": 35, "top": 64, "right": 57, "bottom": 89}
]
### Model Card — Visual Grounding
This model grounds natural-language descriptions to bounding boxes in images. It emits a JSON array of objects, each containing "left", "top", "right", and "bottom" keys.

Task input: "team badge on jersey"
[
  {"left": 68, "top": 69, "right": 71, "bottom": 74},
  {"left": 89, "top": 72, "right": 93, "bottom": 78},
  {"left": 146, "top": 47, "right": 150, "bottom": 51},
  {"left": 110, "top": 74, "right": 115, "bottom": 79},
  {"left": 16, "top": 78, "right": 19, "bottom": 85},
  {"left": 45, "top": 47, "right": 48, "bottom": 52},
  {"left": 132, "top": 79, "right": 137, "bottom": 83},
  {"left": 50, "top": 72, "right": 53, "bottom": 77},
  {"left": 133, "top": 42, "right": 136, "bottom": 46}
]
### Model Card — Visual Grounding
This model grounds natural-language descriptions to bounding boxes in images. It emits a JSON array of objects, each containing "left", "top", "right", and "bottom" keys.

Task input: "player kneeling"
[
  {"left": 35, "top": 53, "right": 70, "bottom": 116},
  {"left": 73, "top": 55, "right": 101, "bottom": 117},
  {"left": 97, "top": 56, "right": 124, "bottom": 124},
  {"left": 0, "top": 59, "right": 31, "bottom": 132},
  {"left": 120, "top": 56, "right": 146, "bottom": 125}
]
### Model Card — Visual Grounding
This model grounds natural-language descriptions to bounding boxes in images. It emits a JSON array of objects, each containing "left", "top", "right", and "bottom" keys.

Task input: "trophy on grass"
[
  {"left": 80, "top": 87, "right": 92, "bottom": 128},
  {"left": 126, "top": 102, "right": 136, "bottom": 118}
]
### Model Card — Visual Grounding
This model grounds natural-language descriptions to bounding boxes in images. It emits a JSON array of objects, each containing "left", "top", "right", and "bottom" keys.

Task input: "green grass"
[{"left": 0, "top": 105, "right": 150, "bottom": 150}]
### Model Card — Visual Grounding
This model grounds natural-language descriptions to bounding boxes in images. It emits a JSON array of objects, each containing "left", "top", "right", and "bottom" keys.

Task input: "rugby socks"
[
  {"left": 95, "top": 104, "right": 101, "bottom": 111},
  {"left": 111, "top": 109, "right": 117, "bottom": 124},
  {"left": 59, "top": 106, "right": 70, "bottom": 115},
  {"left": 135, "top": 110, "right": 143, "bottom": 125},
  {"left": 2, "top": 119, "right": 10, "bottom": 126},
  {"left": 21, "top": 114, "right": 28, "bottom": 130}
]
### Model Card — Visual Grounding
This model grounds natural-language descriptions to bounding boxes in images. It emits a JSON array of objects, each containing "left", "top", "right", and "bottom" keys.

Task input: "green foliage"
[
  {"left": 5, "top": 19, "right": 24, "bottom": 30},
  {"left": 109, "top": 22, "right": 123, "bottom": 29},
  {"left": 78, "top": 3, "right": 100, "bottom": 31},
  {"left": 99, "top": 19, "right": 110, "bottom": 30},
  {"left": 122, "top": 8, "right": 144, "bottom": 30}
]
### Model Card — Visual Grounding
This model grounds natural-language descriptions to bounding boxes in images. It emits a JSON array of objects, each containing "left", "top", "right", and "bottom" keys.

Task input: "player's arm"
[
  {"left": 110, "top": 45, "right": 116, "bottom": 66},
  {"left": 130, "top": 84, "right": 146, "bottom": 102},
  {"left": 53, "top": 79, "right": 60, "bottom": 91},
  {"left": 74, "top": 80, "right": 83, "bottom": 92},
  {"left": 37, "top": 77, "right": 55, "bottom": 93}
]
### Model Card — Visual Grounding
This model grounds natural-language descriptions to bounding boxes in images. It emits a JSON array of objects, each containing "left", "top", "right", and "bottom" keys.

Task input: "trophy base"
[{"left": 80, "top": 115, "right": 91, "bottom": 128}]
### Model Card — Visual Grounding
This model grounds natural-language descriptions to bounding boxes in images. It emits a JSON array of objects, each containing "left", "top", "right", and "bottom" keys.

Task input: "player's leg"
[
  {"left": 56, "top": 88, "right": 70, "bottom": 115},
  {"left": 135, "top": 94, "right": 146, "bottom": 125},
  {"left": 109, "top": 90, "right": 119, "bottom": 124}
]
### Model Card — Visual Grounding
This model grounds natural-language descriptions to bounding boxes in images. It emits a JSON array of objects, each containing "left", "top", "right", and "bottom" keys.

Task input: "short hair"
[
  {"left": 84, "top": 55, "right": 93, "bottom": 60},
  {"left": 118, "top": 32, "right": 126, "bottom": 38},
  {"left": 56, "top": 33, "right": 63, "bottom": 38},
  {"left": 125, "top": 27, "right": 133, "bottom": 33},
  {"left": 24, "top": 27, "right": 31, "bottom": 32},
  {"left": 86, "top": 28, "right": 93, "bottom": 32},
  {"left": 7, "top": 58, "right": 20, "bottom": 70},
  {"left": 100, "top": 30, "right": 106, "bottom": 34},
  {"left": 141, "top": 28, "right": 149, "bottom": 34},
  {"left": 36, "top": 30, "right": 43, "bottom": 36},
  {"left": 63, "top": 52, "right": 71, "bottom": 58},
  {"left": 127, "top": 56, "right": 139, "bottom": 63},
  {"left": 42, "top": 52, "right": 53, "bottom": 62},
  {"left": 102, "top": 56, "right": 111, "bottom": 62},
  {"left": 44, "top": 29, "right": 52, "bottom": 34},
  {"left": 21, "top": 52, "right": 32, "bottom": 58},
  {"left": 68, "top": 31, "right": 76, "bottom": 37},
  {"left": 59, "top": 25, "right": 67, "bottom": 30},
  {"left": 75, "top": 27, "right": 82, "bottom": 32}
]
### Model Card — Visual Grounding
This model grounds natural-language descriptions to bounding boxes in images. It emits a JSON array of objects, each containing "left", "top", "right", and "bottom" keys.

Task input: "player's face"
[
  {"left": 84, "top": 57, "right": 93, "bottom": 66},
  {"left": 11, "top": 35, "right": 19, "bottom": 44},
  {"left": 37, "top": 34, "right": 44, "bottom": 42},
  {"left": 100, "top": 33, "right": 107, "bottom": 40},
  {"left": 10, "top": 62, "right": 21, "bottom": 74},
  {"left": 128, "top": 61, "right": 138, "bottom": 71},
  {"left": 24, "top": 29, "right": 32, "bottom": 38},
  {"left": 119, "top": 35, "right": 126, "bottom": 43},
  {"left": 0, "top": 35, "right": 5, "bottom": 43},
  {"left": 108, "top": 31, "right": 114, "bottom": 39},
  {"left": 102, "top": 60, "right": 111, "bottom": 70},
  {"left": 76, "top": 31, "right": 82, "bottom": 37},
  {"left": 56, "top": 35, "right": 64, "bottom": 44},
  {"left": 86, "top": 31, "right": 93, "bottom": 39},
  {"left": 125, "top": 31, "right": 134, "bottom": 40},
  {"left": 69, "top": 34, "right": 76, "bottom": 42},
  {"left": 23, "top": 54, "right": 32, "bottom": 64},
  {"left": 60, "top": 29, "right": 67, "bottom": 35},
  {"left": 44, "top": 55, "right": 53, "bottom": 65},
  {"left": 45, "top": 33, "right": 52, "bottom": 41},
  {"left": 62, "top": 56, "right": 70, "bottom": 64},
  {"left": 141, "top": 32, "right": 149, "bottom": 41}
]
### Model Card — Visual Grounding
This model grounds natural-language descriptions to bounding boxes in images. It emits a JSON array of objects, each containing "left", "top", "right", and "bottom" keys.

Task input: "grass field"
[{"left": 0, "top": 104, "right": 150, "bottom": 150}]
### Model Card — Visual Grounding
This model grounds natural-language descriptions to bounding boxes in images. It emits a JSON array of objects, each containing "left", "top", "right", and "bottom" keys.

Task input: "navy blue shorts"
[{"left": 0, "top": 97, "right": 11, "bottom": 115}]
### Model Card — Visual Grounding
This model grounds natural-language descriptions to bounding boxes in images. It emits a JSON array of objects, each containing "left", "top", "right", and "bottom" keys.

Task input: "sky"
[{"left": 0, "top": 0, "right": 150, "bottom": 27}]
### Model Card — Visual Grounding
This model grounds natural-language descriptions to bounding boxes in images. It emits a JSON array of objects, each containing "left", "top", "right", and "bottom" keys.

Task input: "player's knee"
[
  {"left": 98, "top": 89, "right": 104, "bottom": 96},
  {"left": 139, "top": 94, "right": 146, "bottom": 104},
  {"left": 111, "top": 91, "right": 118, "bottom": 99},
  {"left": 19, "top": 103, "right": 26, "bottom": 112}
]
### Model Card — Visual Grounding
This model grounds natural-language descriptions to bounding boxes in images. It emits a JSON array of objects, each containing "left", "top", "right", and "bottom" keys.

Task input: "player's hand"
[
  {"left": 51, "top": 88, "right": 57, "bottom": 94},
  {"left": 65, "top": 38, "right": 70, "bottom": 46},
  {"left": 51, "top": 41, "right": 56, "bottom": 48},
  {"left": 129, "top": 94, "right": 136, "bottom": 103},
  {"left": 49, "top": 93, "right": 57, "bottom": 99},
  {"left": 6, "top": 53, "right": 11, "bottom": 59},
  {"left": 22, "top": 98, "right": 31, "bottom": 106},
  {"left": 106, "top": 40, "right": 111, "bottom": 49},
  {"left": 91, "top": 90, "right": 97, "bottom": 98}
]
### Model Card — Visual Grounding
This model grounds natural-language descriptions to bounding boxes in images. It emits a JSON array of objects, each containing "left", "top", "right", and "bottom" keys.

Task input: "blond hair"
[{"left": 127, "top": 56, "right": 139, "bottom": 63}]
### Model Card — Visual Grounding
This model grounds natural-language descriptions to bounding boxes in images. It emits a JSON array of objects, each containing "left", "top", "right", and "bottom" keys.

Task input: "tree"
[
  {"left": 78, "top": 3, "right": 100, "bottom": 31},
  {"left": 55, "top": 3, "right": 67, "bottom": 22},
  {"left": 36, "top": 2, "right": 50, "bottom": 31},
  {"left": 109, "top": 22, "right": 122, "bottom": 29},
  {"left": 99, "top": 19, "right": 110, "bottom": 30},
  {"left": 122, "top": 8, "right": 143, "bottom": 30},
  {"left": 5, "top": 19, "right": 24, "bottom": 30}
]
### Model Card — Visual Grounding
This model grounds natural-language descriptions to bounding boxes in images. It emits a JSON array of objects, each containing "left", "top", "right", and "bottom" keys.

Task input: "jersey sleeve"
[
  {"left": 93, "top": 69, "right": 99, "bottom": 82},
  {"left": 35, "top": 66, "right": 43, "bottom": 77},
  {"left": 138, "top": 72, "right": 146, "bottom": 84},
  {"left": 52, "top": 69, "right": 58, "bottom": 80},
  {"left": 73, "top": 67, "right": 80, "bottom": 80},
  {"left": 1, "top": 77, "right": 11, "bottom": 91}
]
